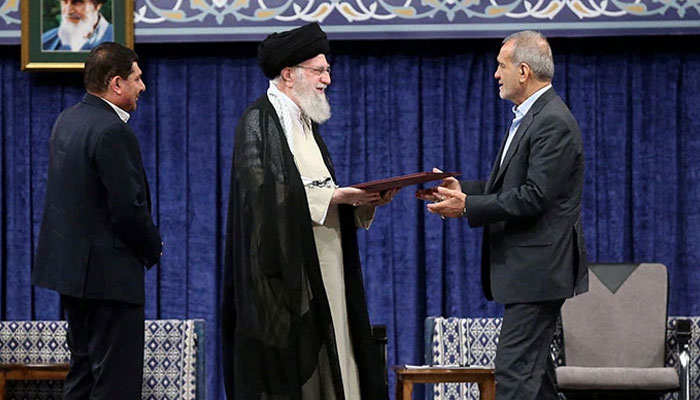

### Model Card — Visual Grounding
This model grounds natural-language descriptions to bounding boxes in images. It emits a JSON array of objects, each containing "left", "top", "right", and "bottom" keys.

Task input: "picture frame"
[{"left": 21, "top": 0, "right": 133, "bottom": 71}]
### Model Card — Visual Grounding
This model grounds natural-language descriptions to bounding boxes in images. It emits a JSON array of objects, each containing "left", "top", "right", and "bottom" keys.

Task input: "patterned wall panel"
[
  {"left": 0, "top": 321, "right": 70, "bottom": 365},
  {"left": 0, "top": 319, "right": 202, "bottom": 400}
]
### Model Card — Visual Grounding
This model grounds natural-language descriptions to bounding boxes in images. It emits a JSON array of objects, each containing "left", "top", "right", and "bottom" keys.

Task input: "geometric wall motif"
[{"left": 0, "top": 320, "right": 202, "bottom": 400}]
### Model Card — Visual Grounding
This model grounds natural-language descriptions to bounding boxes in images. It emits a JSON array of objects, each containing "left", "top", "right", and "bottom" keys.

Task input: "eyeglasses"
[{"left": 295, "top": 65, "right": 331, "bottom": 76}]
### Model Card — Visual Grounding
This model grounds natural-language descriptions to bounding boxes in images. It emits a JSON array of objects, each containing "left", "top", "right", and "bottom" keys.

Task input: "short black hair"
[{"left": 83, "top": 42, "right": 139, "bottom": 93}]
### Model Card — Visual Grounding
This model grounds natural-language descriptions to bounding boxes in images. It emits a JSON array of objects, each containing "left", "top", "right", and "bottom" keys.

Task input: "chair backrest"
[{"left": 561, "top": 263, "right": 668, "bottom": 368}]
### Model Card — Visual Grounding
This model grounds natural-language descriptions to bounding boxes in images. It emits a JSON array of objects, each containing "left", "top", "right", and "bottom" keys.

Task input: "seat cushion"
[{"left": 556, "top": 366, "right": 679, "bottom": 390}]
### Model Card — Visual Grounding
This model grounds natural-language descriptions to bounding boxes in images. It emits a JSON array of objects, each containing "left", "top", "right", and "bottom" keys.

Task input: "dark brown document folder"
[{"left": 351, "top": 171, "right": 460, "bottom": 192}]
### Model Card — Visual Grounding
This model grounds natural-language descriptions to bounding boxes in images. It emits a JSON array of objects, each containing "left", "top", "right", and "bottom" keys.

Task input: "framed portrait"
[{"left": 21, "top": 0, "right": 134, "bottom": 71}]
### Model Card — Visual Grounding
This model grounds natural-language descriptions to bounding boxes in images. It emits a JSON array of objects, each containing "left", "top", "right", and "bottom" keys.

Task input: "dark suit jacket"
[
  {"left": 462, "top": 88, "right": 588, "bottom": 304},
  {"left": 32, "top": 93, "right": 162, "bottom": 306}
]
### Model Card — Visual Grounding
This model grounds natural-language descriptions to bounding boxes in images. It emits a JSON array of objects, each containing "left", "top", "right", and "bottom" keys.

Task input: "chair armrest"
[
  {"left": 193, "top": 320, "right": 206, "bottom": 400},
  {"left": 371, "top": 324, "right": 388, "bottom": 387},
  {"left": 675, "top": 318, "right": 691, "bottom": 400},
  {"left": 675, "top": 318, "right": 692, "bottom": 349},
  {"left": 424, "top": 317, "right": 439, "bottom": 365}
]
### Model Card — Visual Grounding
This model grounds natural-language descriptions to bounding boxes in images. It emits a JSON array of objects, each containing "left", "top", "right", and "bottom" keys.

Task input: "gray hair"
[{"left": 503, "top": 30, "right": 554, "bottom": 82}]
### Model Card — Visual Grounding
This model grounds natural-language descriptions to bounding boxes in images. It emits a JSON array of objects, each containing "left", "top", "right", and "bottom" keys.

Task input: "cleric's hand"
[
  {"left": 367, "top": 188, "right": 399, "bottom": 207},
  {"left": 331, "top": 187, "right": 381, "bottom": 206}
]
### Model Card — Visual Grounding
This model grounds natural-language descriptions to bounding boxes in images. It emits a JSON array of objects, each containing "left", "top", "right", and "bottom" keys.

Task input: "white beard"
[
  {"left": 292, "top": 71, "right": 331, "bottom": 124},
  {"left": 57, "top": 5, "right": 99, "bottom": 51}
]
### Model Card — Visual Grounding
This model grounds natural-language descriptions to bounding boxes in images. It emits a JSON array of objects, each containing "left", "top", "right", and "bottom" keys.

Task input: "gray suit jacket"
[
  {"left": 462, "top": 88, "right": 588, "bottom": 304},
  {"left": 32, "top": 93, "right": 162, "bottom": 305}
]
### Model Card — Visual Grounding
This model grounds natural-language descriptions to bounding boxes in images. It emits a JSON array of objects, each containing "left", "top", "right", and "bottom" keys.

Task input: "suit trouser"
[
  {"left": 61, "top": 295, "right": 145, "bottom": 400},
  {"left": 494, "top": 299, "right": 564, "bottom": 400}
]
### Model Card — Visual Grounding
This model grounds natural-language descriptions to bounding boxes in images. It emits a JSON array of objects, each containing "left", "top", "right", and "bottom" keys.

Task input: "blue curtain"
[{"left": 1, "top": 37, "right": 699, "bottom": 400}]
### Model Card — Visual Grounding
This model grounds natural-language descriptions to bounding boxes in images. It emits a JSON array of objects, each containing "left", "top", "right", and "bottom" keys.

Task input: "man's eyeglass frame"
[{"left": 295, "top": 65, "right": 332, "bottom": 76}]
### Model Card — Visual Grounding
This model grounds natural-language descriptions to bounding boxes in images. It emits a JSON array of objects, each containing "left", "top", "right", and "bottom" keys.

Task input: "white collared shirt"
[
  {"left": 100, "top": 97, "right": 130, "bottom": 123},
  {"left": 501, "top": 83, "right": 552, "bottom": 165}
]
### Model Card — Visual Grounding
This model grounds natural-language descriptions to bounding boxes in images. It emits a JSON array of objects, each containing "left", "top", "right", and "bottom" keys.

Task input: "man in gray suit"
[
  {"left": 33, "top": 42, "right": 162, "bottom": 400},
  {"left": 422, "top": 31, "right": 588, "bottom": 400}
]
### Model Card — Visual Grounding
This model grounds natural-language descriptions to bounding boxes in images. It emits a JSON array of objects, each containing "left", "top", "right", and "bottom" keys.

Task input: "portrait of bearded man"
[{"left": 42, "top": 0, "right": 113, "bottom": 52}]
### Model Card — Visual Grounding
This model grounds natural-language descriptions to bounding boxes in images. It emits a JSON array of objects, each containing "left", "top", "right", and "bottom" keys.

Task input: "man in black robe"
[{"left": 222, "top": 22, "right": 393, "bottom": 400}]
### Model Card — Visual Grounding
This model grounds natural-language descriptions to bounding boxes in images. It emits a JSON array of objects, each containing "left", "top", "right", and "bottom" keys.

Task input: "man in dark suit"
[
  {"left": 422, "top": 31, "right": 588, "bottom": 400},
  {"left": 32, "top": 42, "right": 162, "bottom": 400}
]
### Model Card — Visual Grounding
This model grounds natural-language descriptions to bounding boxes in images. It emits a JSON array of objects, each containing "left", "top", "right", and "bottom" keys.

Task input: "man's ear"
[
  {"left": 109, "top": 75, "right": 122, "bottom": 95},
  {"left": 280, "top": 67, "right": 295, "bottom": 87},
  {"left": 519, "top": 63, "right": 530, "bottom": 82}
]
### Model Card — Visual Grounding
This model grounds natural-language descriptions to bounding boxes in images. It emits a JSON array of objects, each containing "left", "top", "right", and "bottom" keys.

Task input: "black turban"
[{"left": 257, "top": 23, "right": 330, "bottom": 79}]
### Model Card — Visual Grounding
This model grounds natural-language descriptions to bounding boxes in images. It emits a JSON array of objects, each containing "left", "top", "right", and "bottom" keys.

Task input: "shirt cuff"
[{"left": 354, "top": 205, "right": 376, "bottom": 230}]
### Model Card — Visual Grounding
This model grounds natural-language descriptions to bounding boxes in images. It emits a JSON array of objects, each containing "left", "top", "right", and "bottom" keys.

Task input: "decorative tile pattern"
[
  {"left": 0, "top": 321, "right": 70, "bottom": 364},
  {"left": 128, "top": 0, "right": 700, "bottom": 25},
  {"left": 1, "top": 0, "right": 699, "bottom": 43},
  {"left": 142, "top": 319, "right": 198, "bottom": 400},
  {"left": 431, "top": 318, "right": 470, "bottom": 399},
  {"left": 0, "top": 320, "right": 201, "bottom": 400},
  {"left": 428, "top": 316, "right": 696, "bottom": 400},
  {"left": 459, "top": 318, "right": 502, "bottom": 400},
  {"left": 467, "top": 318, "right": 500, "bottom": 368},
  {"left": 431, "top": 317, "right": 469, "bottom": 367}
]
